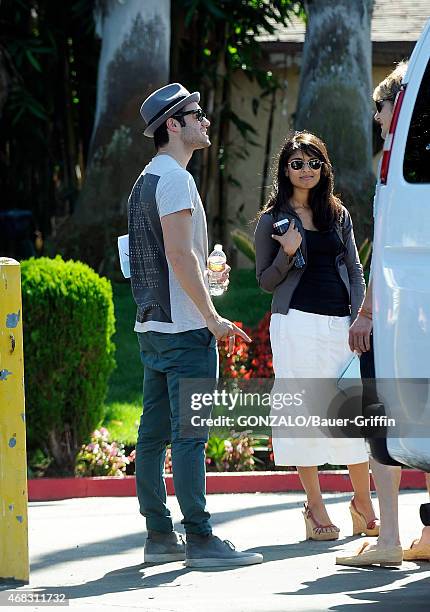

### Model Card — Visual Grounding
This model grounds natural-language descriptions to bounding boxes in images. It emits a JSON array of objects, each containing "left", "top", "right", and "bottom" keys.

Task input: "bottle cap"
[{"left": 214, "top": 244, "right": 223, "bottom": 251}]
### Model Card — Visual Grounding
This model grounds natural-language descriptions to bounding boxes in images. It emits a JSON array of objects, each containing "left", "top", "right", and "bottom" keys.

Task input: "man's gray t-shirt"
[{"left": 128, "top": 154, "right": 208, "bottom": 334}]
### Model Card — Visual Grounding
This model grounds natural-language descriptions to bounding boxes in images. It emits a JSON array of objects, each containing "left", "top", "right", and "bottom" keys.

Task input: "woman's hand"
[
  {"left": 349, "top": 315, "right": 373, "bottom": 354},
  {"left": 271, "top": 220, "right": 302, "bottom": 257}
]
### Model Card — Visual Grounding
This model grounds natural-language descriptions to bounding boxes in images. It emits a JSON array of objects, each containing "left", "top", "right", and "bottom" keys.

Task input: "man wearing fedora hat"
[{"left": 128, "top": 83, "right": 263, "bottom": 568}]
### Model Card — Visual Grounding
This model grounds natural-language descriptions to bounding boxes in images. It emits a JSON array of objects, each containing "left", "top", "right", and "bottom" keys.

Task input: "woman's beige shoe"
[
  {"left": 303, "top": 503, "right": 340, "bottom": 541},
  {"left": 350, "top": 498, "right": 380, "bottom": 537},
  {"left": 336, "top": 541, "right": 403, "bottom": 567},
  {"left": 403, "top": 540, "right": 430, "bottom": 562}
]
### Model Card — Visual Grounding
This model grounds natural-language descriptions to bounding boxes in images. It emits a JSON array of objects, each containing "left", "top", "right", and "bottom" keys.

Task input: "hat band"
[{"left": 147, "top": 96, "right": 187, "bottom": 127}]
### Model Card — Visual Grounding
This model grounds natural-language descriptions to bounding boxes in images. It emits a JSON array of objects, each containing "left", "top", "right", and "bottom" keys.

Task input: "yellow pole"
[{"left": 0, "top": 258, "right": 29, "bottom": 583}]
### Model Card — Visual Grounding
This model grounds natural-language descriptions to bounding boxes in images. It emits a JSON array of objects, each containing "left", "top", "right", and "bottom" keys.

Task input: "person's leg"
[
  {"left": 421, "top": 473, "right": 430, "bottom": 544},
  {"left": 361, "top": 334, "right": 401, "bottom": 547},
  {"left": 135, "top": 343, "right": 173, "bottom": 534},
  {"left": 336, "top": 458, "right": 403, "bottom": 566},
  {"left": 347, "top": 461, "right": 377, "bottom": 524},
  {"left": 164, "top": 328, "right": 218, "bottom": 536},
  {"left": 165, "top": 329, "right": 264, "bottom": 567},
  {"left": 404, "top": 473, "right": 430, "bottom": 552},
  {"left": 411, "top": 526, "right": 430, "bottom": 548},
  {"left": 298, "top": 466, "right": 339, "bottom": 540},
  {"left": 297, "top": 466, "right": 334, "bottom": 526},
  {"left": 370, "top": 458, "right": 401, "bottom": 547},
  {"left": 336, "top": 324, "right": 404, "bottom": 565}
]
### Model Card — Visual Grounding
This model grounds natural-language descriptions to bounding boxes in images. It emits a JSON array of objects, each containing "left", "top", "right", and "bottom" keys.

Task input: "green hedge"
[{"left": 21, "top": 256, "right": 116, "bottom": 474}]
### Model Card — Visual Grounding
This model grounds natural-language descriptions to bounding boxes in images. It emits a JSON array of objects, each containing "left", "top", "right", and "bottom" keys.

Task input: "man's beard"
[{"left": 182, "top": 128, "right": 210, "bottom": 149}]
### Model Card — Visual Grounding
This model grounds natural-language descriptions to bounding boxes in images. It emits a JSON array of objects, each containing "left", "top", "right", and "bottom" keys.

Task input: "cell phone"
[{"left": 272, "top": 219, "right": 305, "bottom": 268}]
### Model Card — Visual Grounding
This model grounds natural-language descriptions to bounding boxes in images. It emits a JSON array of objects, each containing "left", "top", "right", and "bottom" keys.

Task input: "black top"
[
  {"left": 290, "top": 228, "right": 350, "bottom": 317},
  {"left": 255, "top": 208, "right": 366, "bottom": 322}
]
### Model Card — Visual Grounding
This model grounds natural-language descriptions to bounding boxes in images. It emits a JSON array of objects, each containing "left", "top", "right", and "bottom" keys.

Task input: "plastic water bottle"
[{"left": 208, "top": 244, "right": 227, "bottom": 296}]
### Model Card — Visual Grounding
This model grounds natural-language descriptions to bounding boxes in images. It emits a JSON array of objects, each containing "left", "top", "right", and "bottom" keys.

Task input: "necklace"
[{"left": 290, "top": 200, "right": 310, "bottom": 211}]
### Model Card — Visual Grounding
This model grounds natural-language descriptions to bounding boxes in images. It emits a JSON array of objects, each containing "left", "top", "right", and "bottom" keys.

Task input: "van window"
[{"left": 403, "top": 59, "right": 430, "bottom": 183}]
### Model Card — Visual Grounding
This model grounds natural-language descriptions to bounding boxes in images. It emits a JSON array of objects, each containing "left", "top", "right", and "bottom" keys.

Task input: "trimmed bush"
[{"left": 21, "top": 256, "right": 116, "bottom": 474}]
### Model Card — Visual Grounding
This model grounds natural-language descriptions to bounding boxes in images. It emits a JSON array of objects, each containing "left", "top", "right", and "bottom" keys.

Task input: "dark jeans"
[{"left": 135, "top": 328, "right": 218, "bottom": 535}]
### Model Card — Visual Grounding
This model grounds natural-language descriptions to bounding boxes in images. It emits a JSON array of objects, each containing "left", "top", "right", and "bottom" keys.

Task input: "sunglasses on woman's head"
[
  {"left": 375, "top": 97, "right": 395, "bottom": 113},
  {"left": 287, "top": 158, "right": 323, "bottom": 171}
]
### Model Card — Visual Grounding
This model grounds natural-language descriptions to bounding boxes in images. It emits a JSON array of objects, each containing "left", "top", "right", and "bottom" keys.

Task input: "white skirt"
[{"left": 270, "top": 309, "right": 368, "bottom": 467}]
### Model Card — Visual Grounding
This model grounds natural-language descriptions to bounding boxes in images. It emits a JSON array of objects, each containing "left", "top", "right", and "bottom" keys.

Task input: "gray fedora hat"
[{"left": 140, "top": 83, "right": 200, "bottom": 137}]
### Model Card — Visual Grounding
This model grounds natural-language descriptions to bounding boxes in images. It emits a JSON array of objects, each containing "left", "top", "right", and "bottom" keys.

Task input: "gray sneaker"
[
  {"left": 185, "top": 534, "right": 264, "bottom": 568},
  {"left": 144, "top": 530, "right": 185, "bottom": 563}
]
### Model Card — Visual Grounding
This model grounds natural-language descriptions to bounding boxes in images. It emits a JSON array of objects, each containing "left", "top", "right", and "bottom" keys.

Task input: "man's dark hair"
[{"left": 154, "top": 122, "right": 169, "bottom": 150}]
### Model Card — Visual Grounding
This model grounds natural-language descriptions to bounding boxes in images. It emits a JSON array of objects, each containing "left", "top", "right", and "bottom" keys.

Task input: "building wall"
[{"left": 227, "top": 60, "right": 400, "bottom": 267}]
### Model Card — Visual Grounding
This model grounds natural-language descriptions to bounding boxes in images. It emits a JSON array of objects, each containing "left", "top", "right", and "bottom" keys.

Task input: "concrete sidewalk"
[{"left": 1, "top": 491, "right": 430, "bottom": 611}]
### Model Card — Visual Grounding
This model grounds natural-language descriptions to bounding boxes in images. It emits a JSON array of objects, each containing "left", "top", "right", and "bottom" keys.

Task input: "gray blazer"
[{"left": 254, "top": 206, "right": 365, "bottom": 322}]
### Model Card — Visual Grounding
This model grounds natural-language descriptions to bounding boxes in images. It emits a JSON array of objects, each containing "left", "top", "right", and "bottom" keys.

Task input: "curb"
[{"left": 28, "top": 469, "right": 427, "bottom": 501}]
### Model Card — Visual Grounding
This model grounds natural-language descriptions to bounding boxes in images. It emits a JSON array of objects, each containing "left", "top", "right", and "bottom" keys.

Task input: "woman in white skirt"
[{"left": 255, "top": 131, "right": 379, "bottom": 541}]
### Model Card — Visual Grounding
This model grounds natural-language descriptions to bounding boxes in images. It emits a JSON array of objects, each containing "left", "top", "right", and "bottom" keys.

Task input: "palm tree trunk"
[
  {"left": 203, "top": 35, "right": 228, "bottom": 246},
  {"left": 295, "top": 0, "right": 375, "bottom": 240},
  {"left": 58, "top": 0, "right": 170, "bottom": 273},
  {"left": 260, "top": 88, "right": 277, "bottom": 210}
]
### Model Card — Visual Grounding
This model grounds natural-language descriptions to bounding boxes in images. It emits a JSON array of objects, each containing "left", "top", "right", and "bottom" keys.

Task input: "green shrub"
[{"left": 21, "top": 256, "right": 116, "bottom": 475}]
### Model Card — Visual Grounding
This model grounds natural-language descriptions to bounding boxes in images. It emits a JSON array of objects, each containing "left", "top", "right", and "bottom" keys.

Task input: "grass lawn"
[{"left": 103, "top": 269, "right": 271, "bottom": 445}]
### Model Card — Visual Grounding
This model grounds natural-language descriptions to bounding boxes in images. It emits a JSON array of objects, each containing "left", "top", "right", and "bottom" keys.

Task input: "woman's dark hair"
[
  {"left": 153, "top": 121, "right": 169, "bottom": 150},
  {"left": 260, "top": 131, "right": 343, "bottom": 230}
]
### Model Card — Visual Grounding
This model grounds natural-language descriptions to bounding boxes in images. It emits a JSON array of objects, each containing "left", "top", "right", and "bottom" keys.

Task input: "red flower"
[{"left": 218, "top": 313, "right": 273, "bottom": 380}]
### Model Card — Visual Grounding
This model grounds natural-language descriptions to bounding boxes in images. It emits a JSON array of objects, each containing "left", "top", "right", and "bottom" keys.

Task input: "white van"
[{"left": 373, "top": 18, "right": 430, "bottom": 470}]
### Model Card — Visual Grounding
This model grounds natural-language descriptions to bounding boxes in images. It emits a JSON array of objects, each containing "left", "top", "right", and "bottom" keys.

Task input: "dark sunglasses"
[
  {"left": 287, "top": 158, "right": 323, "bottom": 171},
  {"left": 375, "top": 97, "right": 395, "bottom": 113},
  {"left": 172, "top": 108, "right": 207, "bottom": 122}
]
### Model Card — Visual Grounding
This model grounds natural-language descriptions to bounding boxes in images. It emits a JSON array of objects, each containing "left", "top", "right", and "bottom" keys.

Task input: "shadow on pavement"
[
  {"left": 210, "top": 493, "right": 351, "bottom": 527},
  {"left": 0, "top": 580, "right": 26, "bottom": 591},
  {"left": 3, "top": 559, "right": 265, "bottom": 602},
  {"left": 29, "top": 532, "right": 146, "bottom": 573},
  {"left": 29, "top": 494, "right": 352, "bottom": 573},
  {"left": 245, "top": 537, "right": 361, "bottom": 563},
  {"left": 5, "top": 561, "right": 429, "bottom": 605},
  {"left": 29, "top": 503, "right": 65, "bottom": 507},
  {"left": 277, "top": 563, "right": 430, "bottom": 601},
  {"left": 330, "top": 569, "right": 430, "bottom": 610}
]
